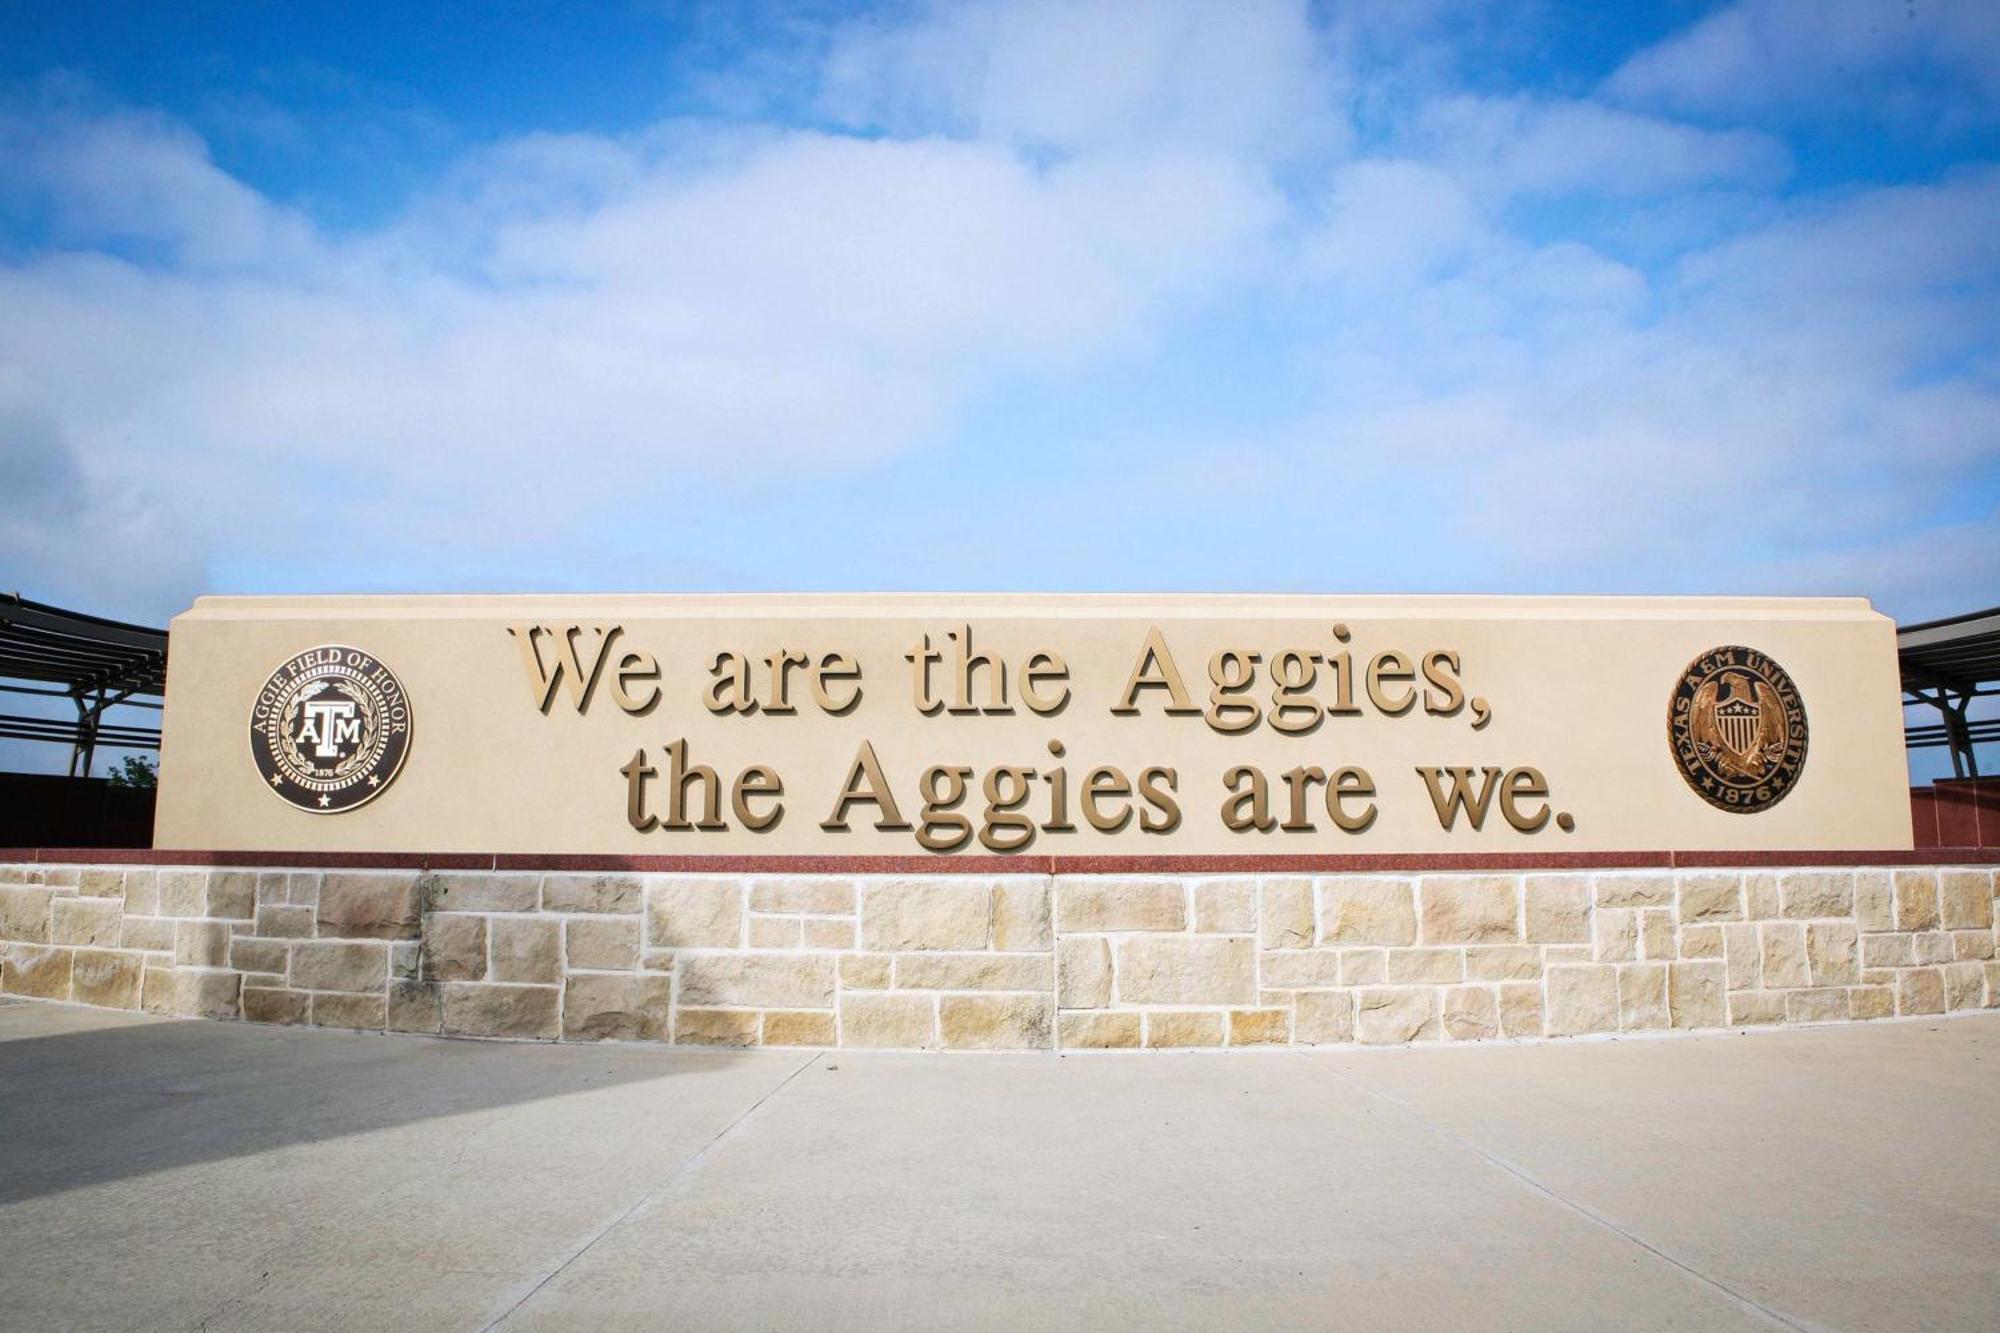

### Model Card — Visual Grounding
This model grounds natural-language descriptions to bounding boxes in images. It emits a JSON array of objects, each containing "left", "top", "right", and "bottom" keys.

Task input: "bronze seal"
[
  {"left": 250, "top": 645, "right": 412, "bottom": 813},
  {"left": 1668, "top": 645, "right": 1807, "bottom": 813}
]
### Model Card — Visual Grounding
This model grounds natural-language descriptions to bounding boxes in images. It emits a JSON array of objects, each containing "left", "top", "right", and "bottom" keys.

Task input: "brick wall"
[{"left": 2, "top": 862, "right": 1995, "bottom": 1048}]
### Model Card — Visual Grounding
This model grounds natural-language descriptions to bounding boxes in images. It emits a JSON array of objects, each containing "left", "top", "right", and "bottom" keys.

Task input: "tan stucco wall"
[{"left": 153, "top": 594, "right": 1910, "bottom": 855}]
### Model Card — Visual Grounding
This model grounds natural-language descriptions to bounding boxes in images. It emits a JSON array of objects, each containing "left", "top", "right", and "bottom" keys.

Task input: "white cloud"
[{"left": 1606, "top": 0, "right": 2000, "bottom": 126}]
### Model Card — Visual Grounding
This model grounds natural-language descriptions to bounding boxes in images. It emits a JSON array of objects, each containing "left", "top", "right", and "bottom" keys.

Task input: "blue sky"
[{"left": 0, "top": 0, "right": 1995, "bottom": 641}]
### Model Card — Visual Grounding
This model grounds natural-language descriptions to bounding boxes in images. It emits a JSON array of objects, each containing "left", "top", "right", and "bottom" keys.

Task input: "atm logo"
[{"left": 249, "top": 645, "right": 412, "bottom": 814}]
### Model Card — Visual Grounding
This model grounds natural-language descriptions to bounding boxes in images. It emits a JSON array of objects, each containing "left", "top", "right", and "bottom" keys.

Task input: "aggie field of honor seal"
[
  {"left": 250, "top": 645, "right": 412, "bottom": 813},
  {"left": 1669, "top": 644, "right": 1808, "bottom": 814}
]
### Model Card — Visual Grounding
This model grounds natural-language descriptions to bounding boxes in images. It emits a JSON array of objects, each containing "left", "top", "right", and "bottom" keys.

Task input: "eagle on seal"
[{"left": 1689, "top": 670, "right": 1784, "bottom": 778}]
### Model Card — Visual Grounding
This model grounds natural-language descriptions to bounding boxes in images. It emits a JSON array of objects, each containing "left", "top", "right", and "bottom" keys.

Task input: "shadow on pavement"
[{"left": 0, "top": 1005, "right": 749, "bottom": 1205}]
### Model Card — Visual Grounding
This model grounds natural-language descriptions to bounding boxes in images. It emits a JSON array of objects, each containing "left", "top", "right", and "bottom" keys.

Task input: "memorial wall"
[{"left": 8, "top": 592, "right": 1986, "bottom": 1052}]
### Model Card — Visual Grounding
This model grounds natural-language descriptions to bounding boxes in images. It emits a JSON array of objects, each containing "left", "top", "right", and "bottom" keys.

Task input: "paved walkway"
[{"left": 1, "top": 1000, "right": 1995, "bottom": 1331}]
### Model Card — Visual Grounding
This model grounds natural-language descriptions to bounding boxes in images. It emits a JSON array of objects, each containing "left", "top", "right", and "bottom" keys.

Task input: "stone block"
[
  {"left": 255, "top": 903, "right": 315, "bottom": 939},
  {"left": 1939, "top": 870, "right": 1994, "bottom": 930},
  {"left": 442, "top": 982, "right": 560, "bottom": 1039},
  {"left": 0, "top": 885, "right": 53, "bottom": 942},
  {"left": 121, "top": 869, "right": 159, "bottom": 915},
  {"left": 750, "top": 879, "right": 856, "bottom": 915},
  {"left": 1385, "top": 947, "right": 1463, "bottom": 983},
  {"left": 119, "top": 917, "right": 175, "bottom": 952},
  {"left": 423, "top": 912, "right": 488, "bottom": 982},
  {"left": 1259, "top": 878, "right": 1314, "bottom": 948},
  {"left": 1295, "top": 990, "right": 1355, "bottom": 1044},
  {"left": 157, "top": 870, "right": 208, "bottom": 918},
  {"left": 1593, "top": 908, "right": 1637, "bottom": 962},
  {"left": 69, "top": 948, "right": 141, "bottom": 1009},
  {"left": 1778, "top": 871, "right": 1853, "bottom": 920},
  {"left": 1216, "top": 1008, "right": 1282, "bottom": 1046},
  {"left": 1861, "top": 932, "right": 1914, "bottom": 968},
  {"left": 1676, "top": 872, "right": 1743, "bottom": 923},
  {"left": 1056, "top": 878, "right": 1183, "bottom": 933},
  {"left": 1115, "top": 935, "right": 1254, "bottom": 1005},
  {"left": 1442, "top": 986, "right": 1498, "bottom": 1041},
  {"left": 991, "top": 879, "right": 1052, "bottom": 951},
  {"left": 1853, "top": 871, "right": 1895, "bottom": 932},
  {"left": 429, "top": 872, "right": 541, "bottom": 913},
  {"left": 748, "top": 1010, "right": 827, "bottom": 1046},
  {"left": 940, "top": 994, "right": 1052, "bottom": 1049},
  {"left": 1356, "top": 987, "right": 1438, "bottom": 1044},
  {"left": 1595, "top": 873, "right": 1674, "bottom": 909},
  {"left": 1419, "top": 876, "right": 1520, "bottom": 945},
  {"left": 803, "top": 918, "right": 856, "bottom": 950},
  {"left": 243, "top": 986, "right": 310, "bottom": 1025},
  {"left": 1942, "top": 961, "right": 1986, "bottom": 1011},
  {"left": 1339, "top": 949, "right": 1386, "bottom": 985},
  {"left": 313, "top": 992, "right": 387, "bottom": 1030},
  {"left": 1895, "top": 967, "right": 1944, "bottom": 1016},
  {"left": 648, "top": 878, "right": 743, "bottom": 948},
  {"left": 543, "top": 872, "right": 642, "bottom": 914},
  {"left": 175, "top": 920, "right": 233, "bottom": 968},
  {"left": 78, "top": 869, "right": 125, "bottom": 898},
  {"left": 1805, "top": 922, "right": 1859, "bottom": 985},
  {"left": 862, "top": 879, "right": 993, "bottom": 950},
  {"left": 1914, "top": 931, "right": 1952, "bottom": 964},
  {"left": 1617, "top": 963, "right": 1669, "bottom": 1030},
  {"left": 388, "top": 981, "right": 443, "bottom": 1033},
  {"left": 749, "top": 916, "right": 802, "bottom": 949},
  {"left": 840, "top": 993, "right": 935, "bottom": 1048},
  {"left": 1668, "top": 961, "right": 1726, "bottom": 1029},
  {"left": 1499, "top": 982, "right": 1544, "bottom": 1037},
  {"left": 564, "top": 973, "right": 671, "bottom": 1041},
  {"left": 1636, "top": 910, "right": 1672, "bottom": 960},
  {"left": 1059, "top": 1011, "right": 1141, "bottom": 1048},
  {"left": 1192, "top": 879, "right": 1256, "bottom": 934},
  {"left": 1522, "top": 875, "right": 1591, "bottom": 943},
  {"left": 1987, "top": 964, "right": 2000, "bottom": 1008},
  {"left": 1146, "top": 1011, "right": 1224, "bottom": 1047},
  {"left": 680, "top": 954, "right": 835, "bottom": 1007},
  {"left": 229, "top": 936, "right": 289, "bottom": 976},
  {"left": 207, "top": 872, "right": 256, "bottom": 920},
  {"left": 1744, "top": 872, "right": 1780, "bottom": 920},
  {"left": 1953, "top": 930, "right": 1995, "bottom": 961},
  {"left": 839, "top": 954, "right": 891, "bottom": 989},
  {"left": 894, "top": 952, "right": 1052, "bottom": 991},
  {"left": 1546, "top": 966, "right": 1618, "bottom": 1036},
  {"left": 144, "top": 967, "right": 240, "bottom": 1020},
  {"left": 291, "top": 940, "right": 388, "bottom": 992},
  {"left": 1260, "top": 950, "right": 1344, "bottom": 988},
  {"left": 391, "top": 939, "right": 418, "bottom": 982},
  {"left": 1679, "top": 924, "right": 1722, "bottom": 959},
  {"left": 490, "top": 916, "right": 561, "bottom": 984},
  {"left": 317, "top": 872, "right": 423, "bottom": 940},
  {"left": 1893, "top": 870, "right": 1939, "bottom": 932},
  {"left": 1785, "top": 988, "right": 1847, "bottom": 1024},
  {"left": 565, "top": 916, "right": 640, "bottom": 971},
  {"left": 1319, "top": 877, "right": 1416, "bottom": 945},
  {"left": 50, "top": 896, "right": 120, "bottom": 947},
  {"left": 675, "top": 1008, "right": 760, "bottom": 1046},
  {"left": 1544, "top": 946, "right": 1592, "bottom": 964},
  {"left": 1759, "top": 923, "right": 1810, "bottom": 989},
  {"left": 1848, "top": 986, "right": 1894, "bottom": 1021},
  {"left": 1727, "top": 990, "right": 1785, "bottom": 1026},
  {"left": 1058, "top": 936, "right": 1112, "bottom": 1008}
]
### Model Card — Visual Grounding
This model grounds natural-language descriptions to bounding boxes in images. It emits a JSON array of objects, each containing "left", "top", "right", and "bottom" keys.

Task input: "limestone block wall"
[{"left": 1, "top": 861, "right": 1995, "bottom": 1048}]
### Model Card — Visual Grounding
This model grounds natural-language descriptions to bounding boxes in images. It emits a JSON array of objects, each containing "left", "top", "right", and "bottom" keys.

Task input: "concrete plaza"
[{"left": 1, "top": 1000, "right": 1994, "bottom": 1331}]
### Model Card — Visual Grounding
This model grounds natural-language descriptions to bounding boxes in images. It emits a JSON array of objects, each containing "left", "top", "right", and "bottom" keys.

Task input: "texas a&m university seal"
[
  {"left": 249, "top": 645, "right": 411, "bottom": 813},
  {"left": 1668, "top": 645, "right": 1808, "bottom": 813}
]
